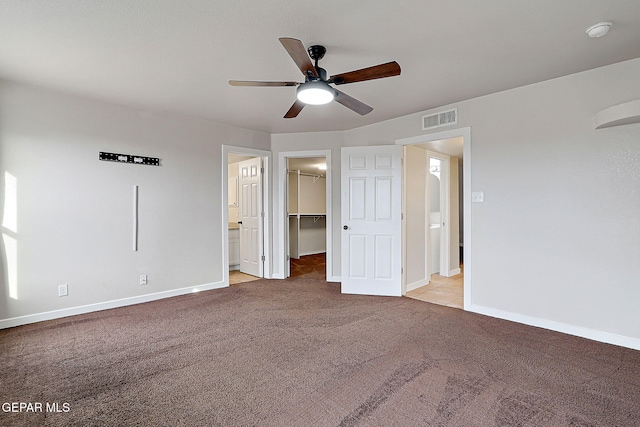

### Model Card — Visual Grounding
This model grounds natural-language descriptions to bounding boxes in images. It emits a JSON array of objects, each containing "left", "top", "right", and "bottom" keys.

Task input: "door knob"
[
  {"left": 238, "top": 221, "right": 243, "bottom": 224},
  {"left": 343, "top": 225, "right": 348, "bottom": 230}
]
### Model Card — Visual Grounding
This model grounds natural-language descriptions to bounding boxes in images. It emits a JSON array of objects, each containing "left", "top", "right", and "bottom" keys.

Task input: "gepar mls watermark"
[{"left": 2, "top": 402, "right": 70, "bottom": 413}]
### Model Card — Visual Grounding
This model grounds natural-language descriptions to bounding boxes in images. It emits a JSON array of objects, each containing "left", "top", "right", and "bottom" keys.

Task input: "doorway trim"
[
  {"left": 222, "top": 145, "right": 272, "bottom": 286},
  {"left": 277, "top": 150, "right": 333, "bottom": 281},
  {"left": 396, "top": 127, "right": 471, "bottom": 310}
]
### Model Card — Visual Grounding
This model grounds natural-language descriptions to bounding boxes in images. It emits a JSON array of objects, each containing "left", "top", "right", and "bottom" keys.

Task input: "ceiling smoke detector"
[{"left": 586, "top": 21, "right": 613, "bottom": 38}]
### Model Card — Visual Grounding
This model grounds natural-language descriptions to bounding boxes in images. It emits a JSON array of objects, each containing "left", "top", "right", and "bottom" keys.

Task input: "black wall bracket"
[{"left": 99, "top": 152, "right": 160, "bottom": 166}]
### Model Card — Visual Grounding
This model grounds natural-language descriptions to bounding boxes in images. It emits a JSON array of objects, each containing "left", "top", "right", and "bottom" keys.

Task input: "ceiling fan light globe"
[{"left": 297, "top": 82, "right": 335, "bottom": 105}]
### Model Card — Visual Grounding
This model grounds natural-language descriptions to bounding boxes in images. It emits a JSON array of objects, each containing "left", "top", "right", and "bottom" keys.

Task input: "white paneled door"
[
  {"left": 239, "top": 157, "right": 263, "bottom": 277},
  {"left": 341, "top": 145, "right": 402, "bottom": 296}
]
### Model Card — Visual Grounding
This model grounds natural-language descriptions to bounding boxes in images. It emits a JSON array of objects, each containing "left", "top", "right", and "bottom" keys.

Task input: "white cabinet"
[{"left": 229, "top": 228, "right": 240, "bottom": 270}]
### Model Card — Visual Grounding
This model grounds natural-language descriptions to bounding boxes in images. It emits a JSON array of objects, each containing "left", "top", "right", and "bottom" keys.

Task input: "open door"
[
  {"left": 238, "top": 157, "right": 263, "bottom": 277},
  {"left": 341, "top": 145, "right": 402, "bottom": 296}
]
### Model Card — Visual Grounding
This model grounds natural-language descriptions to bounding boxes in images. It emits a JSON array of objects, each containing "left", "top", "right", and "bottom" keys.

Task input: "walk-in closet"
[{"left": 288, "top": 158, "right": 326, "bottom": 260}]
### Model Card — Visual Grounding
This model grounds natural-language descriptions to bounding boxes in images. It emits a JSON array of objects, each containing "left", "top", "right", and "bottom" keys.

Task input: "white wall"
[
  {"left": 3, "top": 56, "right": 640, "bottom": 347},
  {"left": 287, "top": 173, "right": 327, "bottom": 258},
  {"left": 297, "top": 175, "right": 327, "bottom": 256},
  {"left": 0, "top": 80, "right": 269, "bottom": 324},
  {"left": 404, "top": 145, "right": 428, "bottom": 289},
  {"left": 298, "top": 217, "right": 326, "bottom": 256},
  {"left": 353, "top": 59, "right": 640, "bottom": 346},
  {"left": 298, "top": 175, "right": 326, "bottom": 214},
  {"left": 448, "top": 158, "right": 460, "bottom": 274},
  {"left": 458, "top": 158, "right": 464, "bottom": 248},
  {"left": 274, "top": 58, "right": 640, "bottom": 347}
]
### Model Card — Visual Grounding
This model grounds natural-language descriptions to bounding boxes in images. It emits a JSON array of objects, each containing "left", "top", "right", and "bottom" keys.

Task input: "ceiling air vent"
[{"left": 422, "top": 108, "right": 458, "bottom": 130}]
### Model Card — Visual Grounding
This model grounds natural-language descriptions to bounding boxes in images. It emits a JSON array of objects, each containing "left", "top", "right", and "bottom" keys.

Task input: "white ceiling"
[{"left": 1, "top": 1, "right": 639, "bottom": 134}]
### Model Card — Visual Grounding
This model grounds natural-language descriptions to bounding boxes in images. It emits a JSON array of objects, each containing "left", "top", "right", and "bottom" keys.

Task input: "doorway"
[
  {"left": 222, "top": 145, "right": 271, "bottom": 287},
  {"left": 400, "top": 134, "right": 466, "bottom": 308},
  {"left": 287, "top": 157, "right": 327, "bottom": 278},
  {"left": 278, "top": 150, "right": 332, "bottom": 281}
]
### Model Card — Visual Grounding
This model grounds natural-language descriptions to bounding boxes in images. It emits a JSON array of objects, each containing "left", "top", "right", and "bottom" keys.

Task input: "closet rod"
[{"left": 287, "top": 169, "right": 325, "bottom": 178}]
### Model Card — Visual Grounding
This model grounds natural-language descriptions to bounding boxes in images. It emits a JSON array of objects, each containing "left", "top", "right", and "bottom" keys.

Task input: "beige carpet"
[{"left": 1, "top": 274, "right": 639, "bottom": 426}]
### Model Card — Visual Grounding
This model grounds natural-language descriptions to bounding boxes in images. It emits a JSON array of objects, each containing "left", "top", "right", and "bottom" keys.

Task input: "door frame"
[
  {"left": 277, "top": 150, "right": 333, "bottom": 280},
  {"left": 396, "top": 127, "right": 471, "bottom": 309},
  {"left": 222, "top": 145, "right": 272, "bottom": 286}
]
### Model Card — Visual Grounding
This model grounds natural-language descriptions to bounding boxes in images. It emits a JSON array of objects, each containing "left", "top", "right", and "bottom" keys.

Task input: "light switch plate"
[{"left": 472, "top": 191, "right": 484, "bottom": 203}]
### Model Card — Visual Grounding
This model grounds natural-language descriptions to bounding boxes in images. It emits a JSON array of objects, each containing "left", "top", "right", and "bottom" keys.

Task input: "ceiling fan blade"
[
  {"left": 279, "top": 38, "right": 319, "bottom": 78},
  {"left": 330, "top": 61, "right": 401, "bottom": 85},
  {"left": 334, "top": 89, "right": 373, "bottom": 115},
  {"left": 229, "top": 80, "right": 299, "bottom": 87},
  {"left": 284, "top": 99, "right": 305, "bottom": 118}
]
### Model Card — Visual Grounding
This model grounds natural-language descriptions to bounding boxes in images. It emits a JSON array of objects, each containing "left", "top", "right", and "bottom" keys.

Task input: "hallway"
[{"left": 405, "top": 268, "right": 463, "bottom": 309}]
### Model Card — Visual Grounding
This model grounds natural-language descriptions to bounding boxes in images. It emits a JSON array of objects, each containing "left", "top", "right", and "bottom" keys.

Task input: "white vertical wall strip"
[{"left": 133, "top": 185, "right": 138, "bottom": 251}]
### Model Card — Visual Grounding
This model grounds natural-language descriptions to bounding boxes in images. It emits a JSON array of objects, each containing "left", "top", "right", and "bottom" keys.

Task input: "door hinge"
[
  {"left": 261, "top": 255, "right": 265, "bottom": 262},
  {"left": 401, "top": 267, "right": 404, "bottom": 274},
  {"left": 261, "top": 167, "right": 264, "bottom": 174},
  {"left": 401, "top": 213, "right": 404, "bottom": 220},
  {"left": 261, "top": 211, "right": 265, "bottom": 218}
]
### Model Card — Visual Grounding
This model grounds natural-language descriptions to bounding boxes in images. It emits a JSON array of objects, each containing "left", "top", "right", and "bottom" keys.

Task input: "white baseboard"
[
  {"left": 468, "top": 303, "right": 640, "bottom": 351},
  {"left": 406, "top": 278, "right": 430, "bottom": 292},
  {"left": 0, "top": 280, "right": 226, "bottom": 330},
  {"left": 326, "top": 275, "right": 341, "bottom": 283},
  {"left": 448, "top": 267, "right": 461, "bottom": 276}
]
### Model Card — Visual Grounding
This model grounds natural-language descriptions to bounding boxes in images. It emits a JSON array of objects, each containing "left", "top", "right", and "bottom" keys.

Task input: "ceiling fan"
[{"left": 229, "top": 38, "right": 401, "bottom": 118}]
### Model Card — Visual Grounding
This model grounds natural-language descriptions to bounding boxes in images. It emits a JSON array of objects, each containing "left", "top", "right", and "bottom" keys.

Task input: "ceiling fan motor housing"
[
  {"left": 307, "top": 45, "right": 328, "bottom": 81},
  {"left": 307, "top": 45, "right": 326, "bottom": 61}
]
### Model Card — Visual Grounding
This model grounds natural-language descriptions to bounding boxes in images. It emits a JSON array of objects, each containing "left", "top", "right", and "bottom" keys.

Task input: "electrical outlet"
[
  {"left": 140, "top": 275, "right": 147, "bottom": 285},
  {"left": 58, "top": 284, "right": 68, "bottom": 297}
]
